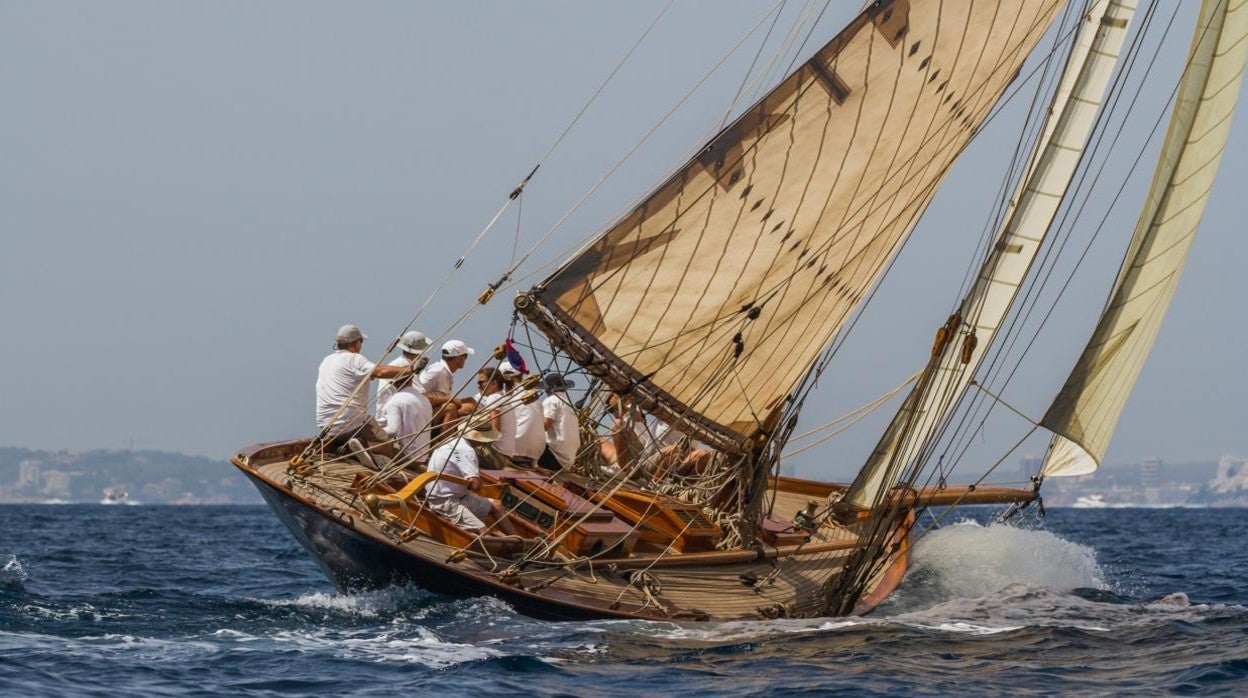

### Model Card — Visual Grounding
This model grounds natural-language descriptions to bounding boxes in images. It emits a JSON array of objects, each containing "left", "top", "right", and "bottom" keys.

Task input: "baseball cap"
[
  {"left": 441, "top": 340, "right": 475, "bottom": 358},
  {"left": 497, "top": 360, "right": 521, "bottom": 377},
  {"left": 336, "top": 324, "right": 367, "bottom": 343}
]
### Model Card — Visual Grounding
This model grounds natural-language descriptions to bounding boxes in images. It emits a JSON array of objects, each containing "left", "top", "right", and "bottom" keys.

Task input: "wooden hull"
[
  {"left": 245, "top": 472, "right": 627, "bottom": 621},
  {"left": 233, "top": 439, "right": 1030, "bottom": 621}
]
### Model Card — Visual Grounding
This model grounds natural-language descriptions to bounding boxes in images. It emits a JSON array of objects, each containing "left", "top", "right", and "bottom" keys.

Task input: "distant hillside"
[{"left": 0, "top": 447, "right": 260, "bottom": 504}]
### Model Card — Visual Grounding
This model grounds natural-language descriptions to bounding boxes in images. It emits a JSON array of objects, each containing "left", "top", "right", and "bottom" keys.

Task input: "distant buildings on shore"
[
  {"left": 0, "top": 447, "right": 259, "bottom": 505},
  {"left": 1020, "top": 454, "right": 1248, "bottom": 507}
]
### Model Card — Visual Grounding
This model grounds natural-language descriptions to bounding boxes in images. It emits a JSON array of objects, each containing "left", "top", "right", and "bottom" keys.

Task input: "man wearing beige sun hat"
[{"left": 424, "top": 419, "right": 517, "bottom": 535}]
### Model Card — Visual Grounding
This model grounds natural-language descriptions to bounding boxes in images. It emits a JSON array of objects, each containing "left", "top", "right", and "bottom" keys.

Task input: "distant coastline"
[
  {"left": 0, "top": 447, "right": 260, "bottom": 505},
  {"left": 3, "top": 445, "right": 1245, "bottom": 507}
]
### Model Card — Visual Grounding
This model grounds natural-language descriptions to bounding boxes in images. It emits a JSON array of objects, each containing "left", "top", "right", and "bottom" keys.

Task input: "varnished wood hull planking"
[{"left": 232, "top": 439, "right": 1029, "bottom": 621}]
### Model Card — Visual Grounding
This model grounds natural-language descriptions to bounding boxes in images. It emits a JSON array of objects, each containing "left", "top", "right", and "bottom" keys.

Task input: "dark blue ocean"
[{"left": 2, "top": 505, "right": 1246, "bottom": 696}]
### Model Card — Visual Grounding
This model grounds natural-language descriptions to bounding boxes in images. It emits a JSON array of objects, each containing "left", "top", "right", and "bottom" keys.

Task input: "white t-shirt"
[
  {"left": 426, "top": 439, "right": 480, "bottom": 499},
  {"left": 634, "top": 417, "right": 684, "bottom": 454},
  {"left": 418, "top": 359, "right": 454, "bottom": 397},
  {"left": 513, "top": 399, "right": 546, "bottom": 461},
  {"left": 379, "top": 386, "right": 433, "bottom": 462},
  {"left": 542, "top": 392, "right": 581, "bottom": 468},
  {"left": 375, "top": 356, "right": 422, "bottom": 417},
  {"left": 315, "top": 350, "right": 376, "bottom": 433},
  {"left": 479, "top": 391, "right": 517, "bottom": 458}
]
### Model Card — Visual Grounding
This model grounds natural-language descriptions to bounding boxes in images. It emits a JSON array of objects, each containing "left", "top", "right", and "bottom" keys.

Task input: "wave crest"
[
  {"left": 2, "top": 556, "right": 28, "bottom": 589},
  {"left": 892, "top": 520, "right": 1106, "bottom": 609}
]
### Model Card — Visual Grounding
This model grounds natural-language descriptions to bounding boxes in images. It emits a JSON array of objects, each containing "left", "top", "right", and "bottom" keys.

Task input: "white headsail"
[
  {"left": 1041, "top": 0, "right": 1248, "bottom": 477},
  {"left": 842, "top": 0, "right": 1135, "bottom": 509},
  {"left": 524, "top": 0, "right": 1066, "bottom": 452}
]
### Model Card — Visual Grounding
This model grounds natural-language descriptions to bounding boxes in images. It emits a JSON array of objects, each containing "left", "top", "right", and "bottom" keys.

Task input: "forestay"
[
  {"left": 528, "top": 0, "right": 1065, "bottom": 451},
  {"left": 842, "top": 0, "right": 1135, "bottom": 509},
  {"left": 1041, "top": 0, "right": 1248, "bottom": 476}
]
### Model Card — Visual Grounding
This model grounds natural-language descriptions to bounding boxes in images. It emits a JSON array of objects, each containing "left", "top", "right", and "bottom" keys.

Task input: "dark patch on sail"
[
  {"left": 697, "top": 111, "right": 791, "bottom": 192},
  {"left": 868, "top": 0, "right": 910, "bottom": 48},
  {"left": 806, "top": 60, "right": 851, "bottom": 105}
]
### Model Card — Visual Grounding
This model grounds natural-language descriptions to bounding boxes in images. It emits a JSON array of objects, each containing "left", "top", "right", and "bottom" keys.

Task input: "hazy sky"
[{"left": 2, "top": 1, "right": 1244, "bottom": 482}]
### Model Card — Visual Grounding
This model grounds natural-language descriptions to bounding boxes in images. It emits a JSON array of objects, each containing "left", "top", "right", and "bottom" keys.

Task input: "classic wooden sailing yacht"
[{"left": 234, "top": 0, "right": 1247, "bottom": 620}]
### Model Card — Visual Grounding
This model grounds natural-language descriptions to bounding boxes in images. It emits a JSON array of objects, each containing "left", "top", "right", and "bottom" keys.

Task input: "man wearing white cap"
[
  {"left": 498, "top": 361, "right": 545, "bottom": 467},
  {"left": 419, "top": 339, "right": 475, "bottom": 435},
  {"left": 315, "top": 324, "right": 418, "bottom": 454},
  {"left": 425, "top": 420, "right": 517, "bottom": 534},
  {"left": 375, "top": 330, "right": 432, "bottom": 418}
]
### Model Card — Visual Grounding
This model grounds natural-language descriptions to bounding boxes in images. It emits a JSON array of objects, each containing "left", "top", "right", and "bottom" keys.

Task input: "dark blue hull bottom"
[{"left": 246, "top": 473, "right": 610, "bottom": 621}]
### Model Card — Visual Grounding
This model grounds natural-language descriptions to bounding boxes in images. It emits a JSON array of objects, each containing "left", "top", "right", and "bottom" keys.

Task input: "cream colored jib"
[
  {"left": 1042, "top": 0, "right": 1248, "bottom": 477},
  {"left": 845, "top": 0, "right": 1134, "bottom": 510},
  {"left": 534, "top": 0, "right": 1064, "bottom": 448}
]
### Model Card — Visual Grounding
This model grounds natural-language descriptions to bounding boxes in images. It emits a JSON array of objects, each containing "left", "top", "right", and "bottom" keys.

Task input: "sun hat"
[
  {"left": 458, "top": 418, "right": 501, "bottom": 443},
  {"left": 397, "top": 331, "right": 431, "bottom": 354},
  {"left": 441, "top": 340, "right": 475, "bottom": 358},
  {"left": 542, "top": 372, "right": 575, "bottom": 392}
]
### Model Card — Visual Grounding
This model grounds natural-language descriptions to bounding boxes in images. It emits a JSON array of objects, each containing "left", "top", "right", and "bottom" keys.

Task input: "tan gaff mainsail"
[
  {"left": 525, "top": 0, "right": 1065, "bottom": 452},
  {"left": 1041, "top": 0, "right": 1248, "bottom": 477},
  {"left": 841, "top": 0, "right": 1135, "bottom": 510}
]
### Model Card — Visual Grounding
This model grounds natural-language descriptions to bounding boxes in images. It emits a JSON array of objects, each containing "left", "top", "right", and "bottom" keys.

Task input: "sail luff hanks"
[
  {"left": 534, "top": 0, "right": 1065, "bottom": 446},
  {"left": 1041, "top": 0, "right": 1248, "bottom": 477}
]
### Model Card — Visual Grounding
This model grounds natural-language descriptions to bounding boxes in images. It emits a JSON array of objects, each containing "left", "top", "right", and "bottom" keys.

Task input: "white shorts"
[{"left": 428, "top": 492, "right": 493, "bottom": 530}]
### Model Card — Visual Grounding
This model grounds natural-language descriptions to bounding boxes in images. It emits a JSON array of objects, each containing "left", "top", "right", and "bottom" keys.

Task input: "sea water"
[{"left": 1, "top": 505, "right": 1246, "bottom": 695}]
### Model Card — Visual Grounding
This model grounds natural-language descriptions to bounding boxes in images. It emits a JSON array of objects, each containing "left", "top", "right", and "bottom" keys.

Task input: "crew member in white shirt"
[
  {"left": 498, "top": 362, "right": 544, "bottom": 467},
  {"left": 538, "top": 373, "right": 580, "bottom": 471},
  {"left": 315, "top": 324, "right": 417, "bottom": 456},
  {"left": 474, "top": 367, "right": 518, "bottom": 466},
  {"left": 419, "top": 339, "right": 475, "bottom": 435},
  {"left": 424, "top": 422, "right": 517, "bottom": 534},
  {"left": 378, "top": 370, "right": 433, "bottom": 467},
  {"left": 375, "top": 330, "right": 431, "bottom": 418}
]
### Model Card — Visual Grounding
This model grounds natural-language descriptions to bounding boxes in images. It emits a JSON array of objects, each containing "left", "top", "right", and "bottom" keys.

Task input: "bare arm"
[{"left": 372, "top": 363, "right": 412, "bottom": 380}]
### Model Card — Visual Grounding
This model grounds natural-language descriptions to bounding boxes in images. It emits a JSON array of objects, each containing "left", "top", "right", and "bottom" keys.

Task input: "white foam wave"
[
  {"left": 264, "top": 626, "right": 503, "bottom": 668},
  {"left": 255, "top": 585, "right": 431, "bottom": 618},
  {"left": 2, "top": 556, "right": 28, "bottom": 588},
  {"left": 20, "top": 602, "right": 131, "bottom": 622},
  {"left": 901, "top": 520, "right": 1107, "bottom": 603}
]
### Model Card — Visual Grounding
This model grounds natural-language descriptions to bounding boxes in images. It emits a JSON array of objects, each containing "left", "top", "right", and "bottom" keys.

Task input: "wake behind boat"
[{"left": 236, "top": 0, "right": 1247, "bottom": 621}]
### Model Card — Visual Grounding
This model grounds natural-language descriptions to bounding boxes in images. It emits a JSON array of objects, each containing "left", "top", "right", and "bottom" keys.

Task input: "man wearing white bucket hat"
[{"left": 375, "top": 330, "right": 432, "bottom": 418}]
